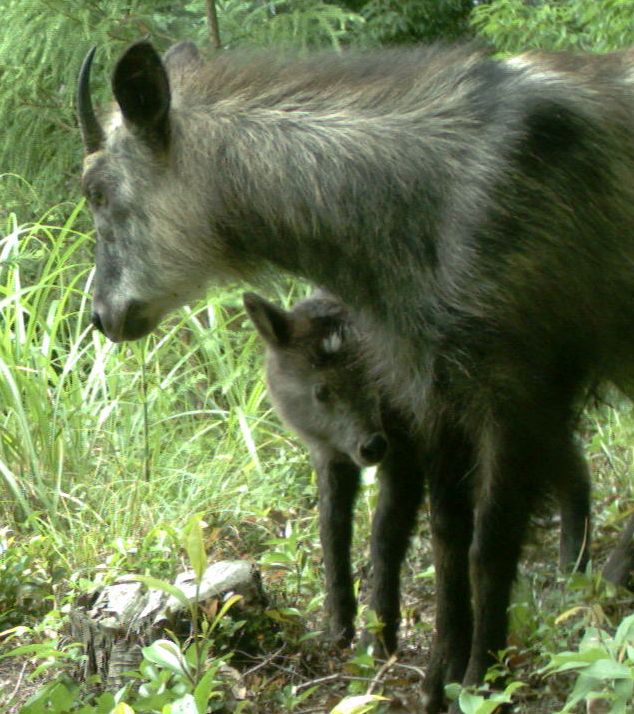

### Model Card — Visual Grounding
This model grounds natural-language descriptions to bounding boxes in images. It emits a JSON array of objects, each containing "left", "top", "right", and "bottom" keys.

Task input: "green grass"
[
  {"left": 0, "top": 202, "right": 321, "bottom": 581},
  {"left": 0, "top": 203, "right": 633, "bottom": 713}
]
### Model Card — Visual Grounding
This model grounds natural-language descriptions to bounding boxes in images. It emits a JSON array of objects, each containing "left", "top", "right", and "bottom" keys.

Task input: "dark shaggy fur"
[{"left": 78, "top": 41, "right": 634, "bottom": 711}]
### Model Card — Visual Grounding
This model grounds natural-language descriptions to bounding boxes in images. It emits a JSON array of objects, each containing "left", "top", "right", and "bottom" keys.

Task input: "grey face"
[
  {"left": 80, "top": 140, "right": 215, "bottom": 341},
  {"left": 81, "top": 150, "right": 164, "bottom": 341},
  {"left": 77, "top": 42, "right": 213, "bottom": 342},
  {"left": 268, "top": 348, "right": 388, "bottom": 467},
  {"left": 244, "top": 292, "right": 387, "bottom": 468}
]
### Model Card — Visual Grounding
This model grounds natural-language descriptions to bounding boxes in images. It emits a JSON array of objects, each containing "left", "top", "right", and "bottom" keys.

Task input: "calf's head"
[
  {"left": 77, "top": 41, "right": 216, "bottom": 342},
  {"left": 243, "top": 292, "right": 387, "bottom": 468}
]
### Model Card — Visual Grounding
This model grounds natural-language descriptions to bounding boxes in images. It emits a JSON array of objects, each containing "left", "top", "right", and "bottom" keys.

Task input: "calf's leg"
[
  {"left": 314, "top": 450, "right": 362, "bottom": 646},
  {"left": 370, "top": 421, "right": 425, "bottom": 654}
]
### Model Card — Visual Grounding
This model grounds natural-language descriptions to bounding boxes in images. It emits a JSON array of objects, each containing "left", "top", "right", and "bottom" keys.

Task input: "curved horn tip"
[{"left": 84, "top": 46, "right": 97, "bottom": 66}]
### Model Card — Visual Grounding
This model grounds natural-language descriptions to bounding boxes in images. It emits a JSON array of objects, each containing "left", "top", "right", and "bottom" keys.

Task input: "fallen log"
[{"left": 68, "top": 560, "right": 266, "bottom": 689}]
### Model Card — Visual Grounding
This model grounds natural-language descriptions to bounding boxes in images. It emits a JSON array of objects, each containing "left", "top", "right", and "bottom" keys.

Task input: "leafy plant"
[
  {"left": 471, "top": 0, "right": 634, "bottom": 54},
  {"left": 1, "top": 515, "right": 246, "bottom": 713},
  {"left": 445, "top": 680, "right": 525, "bottom": 714},
  {"left": 356, "top": 0, "right": 473, "bottom": 46},
  {"left": 212, "top": 0, "right": 364, "bottom": 50},
  {"left": 260, "top": 522, "right": 316, "bottom": 598},
  {"left": 0, "top": 524, "right": 69, "bottom": 630},
  {"left": 541, "top": 614, "right": 634, "bottom": 714}
]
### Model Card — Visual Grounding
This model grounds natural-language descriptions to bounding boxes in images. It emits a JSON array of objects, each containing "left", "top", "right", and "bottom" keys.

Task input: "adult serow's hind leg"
[
  {"left": 456, "top": 409, "right": 589, "bottom": 712},
  {"left": 555, "top": 443, "right": 591, "bottom": 571}
]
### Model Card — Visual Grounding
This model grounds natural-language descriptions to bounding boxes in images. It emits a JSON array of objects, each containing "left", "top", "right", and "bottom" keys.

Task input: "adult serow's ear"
[
  {"left": 243, "top": 293, "right": 292, "bottom": 347},
  {"left": 163, "top": 41, "right": 202, "bottom": 75},
  {"left": 113, "top": 41, "right": 171, "bottom": 150}
]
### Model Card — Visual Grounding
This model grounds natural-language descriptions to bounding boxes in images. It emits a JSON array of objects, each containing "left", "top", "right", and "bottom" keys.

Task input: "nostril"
[
  {"left": 91, "top": 310, "right": 104, "bottom": 334},
  {"left": 359, "top": 433, "right": 388, "bottom": 465}
]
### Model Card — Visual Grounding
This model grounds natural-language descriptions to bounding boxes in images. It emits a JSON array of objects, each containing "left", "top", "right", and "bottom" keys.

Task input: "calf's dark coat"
[
  {"left": 77, "top": 41, "right": 633, "bottom": 711},
  {"left": 243, "top": 290, "right": 423, "bottom": 652}
]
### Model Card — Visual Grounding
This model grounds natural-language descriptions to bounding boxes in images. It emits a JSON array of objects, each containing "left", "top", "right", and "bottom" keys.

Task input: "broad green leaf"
[
  {"left": 165, "top": 693, "right": 198, "bottom": 714},
  {"left": 562, "top": 674, "right": 601, "bottom": 713},
  {"left": 582, "top": 659, "right": 632, "bottom": 680},
  {"left": 143, "top": 640, "right": 191, "bottom": 677},
  {"left": 502, "top": 682, "right": 525, "bottom": 698},
  {"left": 329, "top": 694, "right": 388, "bottom": 714},
  {"left": 614, "top": 614, "right": 634, "bottom": 646},
  {"left": 193, "top": 668, "right": 222, "bottom": 713},
  {"left": 210, "top": 593, "right": 243, "bottom": 631},
  {"left": 0, "top": 643, "right": 68, "bottom": 660},
  {"left": 183, "top": 515, "right": 207, "bottom": 582},
  {"left": 545, "top": 647, "right": 610, "bottom": 674},
  {"left": 112, "top": 704, "right": 135, "bottom": 714},
  {"left": 457, "top": 691, "right": 486, "bottom": 714}
]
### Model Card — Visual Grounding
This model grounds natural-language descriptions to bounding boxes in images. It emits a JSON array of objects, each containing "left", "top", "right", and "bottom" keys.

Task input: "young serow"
[{"left": 244, "top": 290, "right": 423, "bottom": 652}]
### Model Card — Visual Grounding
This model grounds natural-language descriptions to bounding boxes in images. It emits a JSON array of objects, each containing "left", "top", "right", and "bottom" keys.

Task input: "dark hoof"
[
  {"left": 333, "top": 629, "right": 355, "bottom": 650},
  {"left": 358, "top": 629, "right": 398, "bottom": 659},
  {"left": 421, "top": 688, "right": 446, "bottom": 714},
  {"left": 327, "top": 618, "right": 355, "bottom": 651}
]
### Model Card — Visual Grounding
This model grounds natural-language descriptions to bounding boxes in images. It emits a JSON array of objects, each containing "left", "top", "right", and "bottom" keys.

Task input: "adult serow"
[
  {"left": 77, "top": 41, "right": 632, "bottom": 711},
  {"left": 244, "top": 290, "right": 424, "bottom": 653},
  {"left": 244, "top": 290, "right": 591, "bottom": 655}
]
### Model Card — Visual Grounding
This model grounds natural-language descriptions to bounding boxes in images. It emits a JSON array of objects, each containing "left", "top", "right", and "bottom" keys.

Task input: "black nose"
[
  {"left": 91, "top": 310, "right": 105, "bottom": 334},
  {"left": 359, "top": 433, "right": 388, "bottom": 465}
]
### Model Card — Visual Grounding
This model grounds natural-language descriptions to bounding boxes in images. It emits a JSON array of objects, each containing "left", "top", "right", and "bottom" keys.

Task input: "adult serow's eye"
[
  {"left": 90, "top": 188, "right": 107, "bottom": 208},
  {"left": 313, "top": 383, "right": 331, "bottom": 403}
]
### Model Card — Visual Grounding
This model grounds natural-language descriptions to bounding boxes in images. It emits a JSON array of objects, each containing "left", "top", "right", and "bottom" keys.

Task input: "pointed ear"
[
  {"left": 113, "top": 41, "right": 170, "bottom": 149},
  {"left": 243, "top": 292, "right": 292, "bottom": 347},
  {"left": 163, "top": 41, "right": 201, "bottom": 75}
]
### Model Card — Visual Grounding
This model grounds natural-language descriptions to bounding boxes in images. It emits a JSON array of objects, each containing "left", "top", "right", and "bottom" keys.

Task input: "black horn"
[{"left": 77, "top": 47, "right": 105, "bottom": 154}]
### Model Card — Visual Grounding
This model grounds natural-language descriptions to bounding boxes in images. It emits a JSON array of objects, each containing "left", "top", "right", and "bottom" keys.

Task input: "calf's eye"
[{"left": 313, "top": 384, "right": 331, "bottom": 403}]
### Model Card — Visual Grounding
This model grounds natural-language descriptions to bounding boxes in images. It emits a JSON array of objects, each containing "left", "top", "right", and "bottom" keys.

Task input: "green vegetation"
[
  {"left": 1, "top": 2, "right": 633, "bottom": 713},
  {"left": 471, "top": 0, "right": 634, "bottom": 54}
]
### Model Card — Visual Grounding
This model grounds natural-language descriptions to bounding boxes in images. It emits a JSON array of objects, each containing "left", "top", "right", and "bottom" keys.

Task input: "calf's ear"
[
  {"left": 243, "top": 293, "right": 292, "bottom": 347},
  {"left": 113, "top": 41, "right": 170, "bottom": 149}
]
